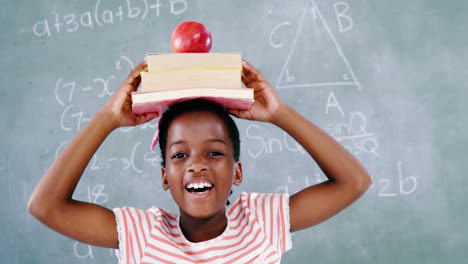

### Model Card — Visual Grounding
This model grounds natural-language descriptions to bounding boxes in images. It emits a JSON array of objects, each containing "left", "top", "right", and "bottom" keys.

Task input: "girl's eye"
[
  {"left": 208, "top": 151, "right": 224, "bottom": 157},
  {"left": 172, "top": 153, "right": 187, "bottom": 159}
]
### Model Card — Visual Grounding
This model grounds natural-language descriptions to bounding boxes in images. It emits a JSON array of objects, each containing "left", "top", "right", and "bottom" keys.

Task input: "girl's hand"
[
  {"left": 228, "top": 60, "right": 286, "bottom": 124},
  {"left": 102, "top": 61, "right": 159, "bottom": 129}
]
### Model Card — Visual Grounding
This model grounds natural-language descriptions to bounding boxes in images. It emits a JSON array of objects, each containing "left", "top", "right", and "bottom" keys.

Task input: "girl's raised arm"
[
  {"left": 27, "top": 62, "right": 158, "bottom": 248},
  {"left": 230, "top": 60, "right": 372, "bottom": 232}
]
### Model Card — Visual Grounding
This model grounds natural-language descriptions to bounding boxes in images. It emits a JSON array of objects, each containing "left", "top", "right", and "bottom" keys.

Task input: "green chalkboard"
[{"left": 1, "top": 0, "right": 467, "bottom": 263}]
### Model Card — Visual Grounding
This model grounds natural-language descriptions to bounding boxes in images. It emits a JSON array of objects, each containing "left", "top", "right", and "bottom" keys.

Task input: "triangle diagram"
[{"left": 276, "top": 0, "right": 361, "bottom": 91}]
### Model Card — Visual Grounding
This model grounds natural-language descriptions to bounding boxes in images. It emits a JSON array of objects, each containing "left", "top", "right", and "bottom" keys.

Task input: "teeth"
[{"left": 186, "top": 182, "right": 212, "bottom": 189}]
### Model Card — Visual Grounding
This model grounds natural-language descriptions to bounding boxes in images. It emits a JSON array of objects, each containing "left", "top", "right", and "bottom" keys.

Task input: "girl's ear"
[
  {"left": 233, "top": 161, "right": 243, "bottom": 186},
  {"left": 161, "top": 167, "right": 170, "bottom": 191}
]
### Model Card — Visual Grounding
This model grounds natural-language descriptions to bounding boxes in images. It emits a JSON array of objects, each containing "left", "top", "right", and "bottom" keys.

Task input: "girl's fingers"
[
  {"left": 228, "top": 109, "right": 240, "bottom": 117},
  {"left": 241, "top": 61, "right": 255, "bottom": 83},
  {"left": 228, "top": 108, "right": 254, "bottom": 121},
  {"left": 241, "top": 74, "right": 250, "bottom": 87},
  {"left": 135, "top": 112, "right": 159, "bottom": 125},
  {"left": 124, "top": 61, "right": 147, "bottom": 89},
  {"left": 242, "top": 60, "right": 264, "bottom": 81}
]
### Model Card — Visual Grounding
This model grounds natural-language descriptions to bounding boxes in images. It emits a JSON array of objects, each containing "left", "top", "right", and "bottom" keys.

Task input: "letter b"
[{"left": 334, "top": 2, "right": 353, "bottom": 32}]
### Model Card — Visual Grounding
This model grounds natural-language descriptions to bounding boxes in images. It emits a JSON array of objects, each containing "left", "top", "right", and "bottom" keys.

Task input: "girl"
[{"left": 28, "top": 60, "right": 371, "bottom": 263}]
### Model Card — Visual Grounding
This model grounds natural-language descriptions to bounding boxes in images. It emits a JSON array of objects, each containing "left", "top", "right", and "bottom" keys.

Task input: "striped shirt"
[{"left": 113, "top": 192, "right": 292, "bottom": 264}]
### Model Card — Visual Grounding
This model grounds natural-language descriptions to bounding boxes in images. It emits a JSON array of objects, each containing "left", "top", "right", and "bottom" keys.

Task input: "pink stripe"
[
  {"left": 150, "top": 216, "right": 258, "bottom": 256},
  {"left": 160, "top": 215, "right": 178, "bottom": 229},
  {"left": 128, "top": 233, "right": 137, "bottom": 264},
  {"left": 133, "top": 87, "right": 251, "bottom": 94},
  {"left": 230, "top": 210, "right": 247, "bottom": 230},
  {"left": 148, "top": 245, "right": 197, "bottom": 263},
  {"left": 135, "top": 209, "right": 148, "bottom": 246},
  {"left": 149, "top": 231, "right": 249, "bottom": 257},
  {"left": 125, "top": 207, "right": 143, "bottom": 260},
  {"left": 265, "top": 248, "right": 279, "bottom": 263},
  {"left": 279, "top": 194, "right": 286, "bottom": 252},
  {"left": 277, "top": 205, "right": 282, "bottom": 252},
  {"left": 151, "top": 225, "right": 186, "bottom": 246},
  {"left": 120, "top": 209, "right": 132, "bottom": 263},
  {"left": 145, "top": 212, "right": 152, "bottom": 239},
  {"left": 269, "top": 194, "right": 275, "bottom": 242},
  {"left": 197, "top": 228, "right": 264, "bottom": 263},
  {"left": 227, "top": 198, "right": 242, "bottom": 215},
  {"left": 149, "top": 214, "right": 177, "bottom": 233},
  {"left": 254, "top": 194, "right": 259, "bottom": 218},
  {"left": 149, "top": 212, "right": 179, "bottom": 236},
  {"left": 267, "top": 256, "right": 280, "bottom": 264},
  {"left": 231, "top": 203, "right": 243, "bottom": 222},
  {"left": 224, "top": 216, "right": 250, "bottom": 240},
  {"left": 153, "top": 222, "right": 182, "bottom": 240},
  {"left": 161, "top": 209, "right": 177, "bottom": 222},
  {"left": 149, "top": 231, "right": 187, "bottom": 250},
  {"left": 225, "top": 228, "right": 265, "bottom": 264},
  {"left": 261, "top": 194, "right": 267, "bottom": 232},
  {"left": 142, "top": 252, "right": 179, "bottom": 264}
]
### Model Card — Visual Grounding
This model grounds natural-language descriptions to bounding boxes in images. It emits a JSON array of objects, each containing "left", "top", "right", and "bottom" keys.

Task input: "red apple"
[{"left": 171, "top": 21, "right": 212, "bottom": 53}]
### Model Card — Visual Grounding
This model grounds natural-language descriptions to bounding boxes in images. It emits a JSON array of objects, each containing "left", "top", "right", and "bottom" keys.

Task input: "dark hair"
[{"left": 158, "top": 99, "right": 240, "bottom": 167}]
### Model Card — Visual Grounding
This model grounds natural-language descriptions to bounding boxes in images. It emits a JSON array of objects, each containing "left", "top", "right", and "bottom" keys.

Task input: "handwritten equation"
[
  {"left": 244, "top": 92, "right": 379, "bottom": 159},
  {"left": 276, "top": 159, "right": 418, "bottom": 198},
  {"left": 54, "top": 55, "right": 160, "bottom": 173},
  {"left": 33, "top": 0, "right": 188, "bottom": 39},
  {"left": 243, "top": 90, "right": 418, "bottom": 197}
]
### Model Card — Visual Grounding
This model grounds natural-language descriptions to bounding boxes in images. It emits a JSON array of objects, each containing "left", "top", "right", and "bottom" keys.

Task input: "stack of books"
[{"left": 131, "top": 53, "right": 254, "bottom": 115}]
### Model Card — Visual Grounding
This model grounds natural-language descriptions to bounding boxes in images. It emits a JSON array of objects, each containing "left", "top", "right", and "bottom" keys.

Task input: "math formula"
[{"left": 33, "top": 0, "right": 188, "bottom": 39}]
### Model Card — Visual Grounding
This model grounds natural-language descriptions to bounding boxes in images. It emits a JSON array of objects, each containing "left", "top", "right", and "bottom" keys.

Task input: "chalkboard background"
[{"left": 1, "top": 0, "right": 467, "bottom": 263}]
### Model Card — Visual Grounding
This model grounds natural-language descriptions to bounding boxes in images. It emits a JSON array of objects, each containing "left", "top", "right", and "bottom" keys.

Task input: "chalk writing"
[
  {"left": 33, "top": 0, "right": 188, "bottom": 39},
  {"left": 73, "top": 242, "right": 94, "bottom": 259},
  {"left": 325, "top": 91, "right": 345, "bottom": 117},
  {"left": 325, "top": 92, "right": 379, "bottom": 156},
  {"left": 88, "top": 184, "right": 109, "bottom": 204},
  {"left": 54, "top": 55, "right": 152, "bottom": 133},
  {"left": 377, "top": 160, "right": 418, "bottom": 197},
  {"left": 245, "top": 124, "right": 306, "bottom": 159},
  {"left": 269, "top": 21, "right": 290, "bottom": 48},
  {"left": 55, "top": 78, "right": 75, "bottom": 107},
  {"left": 55, "top": 141, "right": 160, "bottom": 173},
  {"left": 275, "top": 0, "right": 361, "bottom": 90},
  {"left": 55, "top": 75, "right": 117, "bottom": 107},
  {"left": 326, "top": 111, "right": 379, "bottom": 156},
  {"left": 60, "top": 104, "right": 92, "bottom": 132},
  {"left": 276, "top": 160, "right": 418, "bottom": 198},
  {"left": 115, "top": 55, "right": 135, "bottom": 70},
  {"left": 334, "top": 1, "right": 353, "bottom": 33}
]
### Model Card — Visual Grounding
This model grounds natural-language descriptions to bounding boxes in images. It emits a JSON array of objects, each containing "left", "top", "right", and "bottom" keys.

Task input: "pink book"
[{"left": 131, "top": 87, "right": 254, "bottom": 115}]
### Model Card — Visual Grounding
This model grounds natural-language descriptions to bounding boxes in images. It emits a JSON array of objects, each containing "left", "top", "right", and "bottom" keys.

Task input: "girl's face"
[{"left": 161, "top": 111, "right": 242, "bottom": 220}]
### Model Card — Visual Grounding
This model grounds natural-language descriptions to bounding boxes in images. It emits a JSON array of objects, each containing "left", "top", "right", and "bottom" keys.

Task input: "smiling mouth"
[{"left": 185, "top": 182, "right": 214, "bottom": 194}]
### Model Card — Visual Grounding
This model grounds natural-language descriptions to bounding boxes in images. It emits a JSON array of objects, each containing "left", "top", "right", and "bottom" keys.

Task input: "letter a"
[{"left": 325, "top": 91, "right": 345, "bottom": 117}]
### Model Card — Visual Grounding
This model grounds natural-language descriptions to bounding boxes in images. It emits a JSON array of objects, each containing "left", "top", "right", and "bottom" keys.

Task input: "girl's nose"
[{"left": 187, "top": 155, "right": 208, "bottom": 173}]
